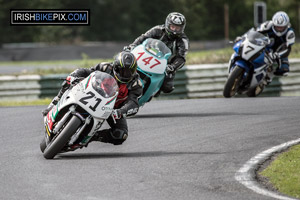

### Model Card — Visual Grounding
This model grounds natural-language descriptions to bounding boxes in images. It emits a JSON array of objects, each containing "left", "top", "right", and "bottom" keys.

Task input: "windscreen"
[
  {"left": 91, "top": 71, "right": 119, "bottom": 98},
  {"left": 145, "top": 38, "right": 172, "bottom": 58},
  {"left": 247, "top": 30, "right": 270, "bottom": 47}
]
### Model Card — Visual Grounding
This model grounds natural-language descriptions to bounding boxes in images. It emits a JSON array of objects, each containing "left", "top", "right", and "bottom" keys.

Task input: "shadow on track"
[
  {"left": 132, "top": 112, "right": 260, "bottom": 119},
  {"left": 57, "top": 151, "right": 226, "bottom": 160}
]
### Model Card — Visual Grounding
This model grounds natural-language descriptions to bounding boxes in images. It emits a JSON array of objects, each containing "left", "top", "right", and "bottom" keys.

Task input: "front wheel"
[
  {"left": 223, "top": 66, "right": 244, "bottom": 98},
  {"left": 43, "top": 115, "right": 82, "bottom": 159},
  {"left": 40, "top": 138, "right": 47, "bottom": 153}
]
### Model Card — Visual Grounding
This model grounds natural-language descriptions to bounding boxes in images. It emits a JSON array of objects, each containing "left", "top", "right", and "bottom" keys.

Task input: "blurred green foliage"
[{"left": 0, "top": 0, "right": 299, "bottom": 44}]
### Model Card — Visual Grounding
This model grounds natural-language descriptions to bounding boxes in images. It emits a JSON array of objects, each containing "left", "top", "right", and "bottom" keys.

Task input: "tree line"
[{"left": 0, "top": 0, "right": 299, "bottom": 45}]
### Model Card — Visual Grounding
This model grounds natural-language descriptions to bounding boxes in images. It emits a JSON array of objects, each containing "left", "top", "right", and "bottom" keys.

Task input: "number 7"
[
  {"left": 245, "top": 45, "right": 254, "bottom": 54},
  {"left": 150, "top": 59, "right": 161, "bottom": 69}
]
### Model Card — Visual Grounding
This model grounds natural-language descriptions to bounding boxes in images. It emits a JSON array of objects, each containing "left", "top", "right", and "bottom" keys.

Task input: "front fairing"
[
  {"left": 229, "top": 52, "right": 250, "bottom": 73},
  {"left": 231, "top": 40, "right": 268, "bottom": 71},
  {"left": 46, "top": 72, "right": 119, "bottom": 126},
  {"left": 251, "top": 51, "right": 266, "bottom": 67},
  {"left": 233, "top": 40, "right": 243, "bottom": 54},
  {"left": 131, "top": 38, "right": 170, "bottom": 106},
  {"left": 132, "top": 39, "right": 171, "bottom": 75}
]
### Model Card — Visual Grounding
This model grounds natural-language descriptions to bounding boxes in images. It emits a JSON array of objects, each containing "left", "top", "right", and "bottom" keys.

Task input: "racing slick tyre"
[
  {"left": 40, "top": 138, "right": 47, "bottom": 153},
  {"left": 246, "top": 83, "right": 265, "bottom": 97},
  {"left": 223, "top": 66, "right": 244, "bottom": 98},
  {"left": 43, "top": 115, "right": 82, "bottom": 159}
]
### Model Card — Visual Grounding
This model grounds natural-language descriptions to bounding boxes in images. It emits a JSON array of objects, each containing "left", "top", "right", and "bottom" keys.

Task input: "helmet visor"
[
  {"left": 169, "top": 24, "right": 183, "bottom": 34},
  {"left": 114, "top": 64, "right": 135, "bottom": 83},
  {"left": 274, "top": 25, "right": 287, "bottom": 33}
]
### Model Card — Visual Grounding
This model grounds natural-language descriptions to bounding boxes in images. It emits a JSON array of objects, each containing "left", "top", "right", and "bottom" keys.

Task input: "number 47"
[{"left": 136, "top": 52, "right": 161, "bottom": 69}]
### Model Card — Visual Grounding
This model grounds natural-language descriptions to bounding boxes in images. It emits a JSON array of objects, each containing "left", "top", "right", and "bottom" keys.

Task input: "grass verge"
[
  {"left": 259, "top": 144, "right": 300, "bottom": 199},
  {"left": 0, "top": 42, "right": 299, "bottom": 75},
  {"left": 0, "top": 98, "right": 51, "bottom": 107}
]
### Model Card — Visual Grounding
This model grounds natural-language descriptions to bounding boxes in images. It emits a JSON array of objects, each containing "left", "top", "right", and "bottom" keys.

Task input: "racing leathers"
[
  {"left": 256, "top": 21, "right": 296, "bottom": 75},
  {"left": 128, "top": 24, "right": 189, "bottom": 93},
  {"left": 46, "top": 62, "right": 143, "bottom": 145}
]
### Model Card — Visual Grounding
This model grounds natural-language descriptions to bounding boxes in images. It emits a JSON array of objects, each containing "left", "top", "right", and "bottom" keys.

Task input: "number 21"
[{"left": 79, "top": 91, "right": 102, "bottom": 112}]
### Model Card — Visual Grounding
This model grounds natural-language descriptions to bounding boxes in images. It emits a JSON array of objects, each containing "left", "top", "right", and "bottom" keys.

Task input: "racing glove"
[
  {"left": 270, "top": 52, "right": 280, "bottom": 62},
  {"left": 166, "top": 64, "right": 175, "bottom": 74},
  {"left": 123, "top": 45, "right": 135, "bottom": 52},
  {"left": 66, "top": 76, "right": 83, "bottom": 85},
  {"left": 123, "top": 46, "right": 131, "bottom": 51},
  {"left": 234, "top": 36, "right": 243, "bottom": 43}
]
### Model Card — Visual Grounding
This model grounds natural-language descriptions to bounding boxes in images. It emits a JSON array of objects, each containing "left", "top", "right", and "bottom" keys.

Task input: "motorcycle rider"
[
  {"left": 257, "top": 11, "right": 295, "bottom": 77},
  {"left": 125, "top": 12, "right": 189, "bottom": 95},
  {"left": 42, "top": 51, "right": 143, "bottom": 145}
]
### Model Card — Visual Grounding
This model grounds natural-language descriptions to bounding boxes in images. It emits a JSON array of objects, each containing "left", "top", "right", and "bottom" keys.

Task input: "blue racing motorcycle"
[
  {"left": 131, "top": 38, "right": 172, "bottom": 106},
  {"left": 223, "top": 29, "right": 276, "bottom": 98}
]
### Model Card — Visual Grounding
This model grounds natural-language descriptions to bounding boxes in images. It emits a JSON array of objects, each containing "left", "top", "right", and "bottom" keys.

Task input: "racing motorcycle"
[
  {"left": 40, "top": 71, "right": 119, "bottom": 159},
  {"left": 223, "top": 29, "right": 276, "bottom": 98},
  {"left": 131, "top": 38, "right": 172, "bottom": 106}
]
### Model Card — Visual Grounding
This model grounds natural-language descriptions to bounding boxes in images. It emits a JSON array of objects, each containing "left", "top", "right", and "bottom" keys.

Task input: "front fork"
[{"left": 44, "top": 105, "right": 75, "bottom": 145}]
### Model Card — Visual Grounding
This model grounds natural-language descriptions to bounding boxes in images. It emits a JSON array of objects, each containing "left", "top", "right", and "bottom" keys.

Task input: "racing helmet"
[
  {"left": 112, "top": 52, "right": 137, "bottom": 83},
  {"left": 165, "top": 12, "right": 186, "bottom": 37},
  {"left": 272, "top": 11, "right": 290, "bottom": 37}
]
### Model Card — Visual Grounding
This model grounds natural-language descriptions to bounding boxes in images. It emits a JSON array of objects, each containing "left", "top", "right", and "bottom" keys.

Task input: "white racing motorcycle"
[{"left": 40, "top": 71, "right": 119, "bottom": 159}]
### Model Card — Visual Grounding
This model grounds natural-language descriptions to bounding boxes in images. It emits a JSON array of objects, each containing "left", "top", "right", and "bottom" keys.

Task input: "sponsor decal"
[
  {"left": 85, "top": 75, "right": 92, "bottom": 89},
  {"left": 105, "top": 95, "right": 117, "bottom": 105},
  {"left": 101, "top": 106, "right": 113, "bottom": 112}
]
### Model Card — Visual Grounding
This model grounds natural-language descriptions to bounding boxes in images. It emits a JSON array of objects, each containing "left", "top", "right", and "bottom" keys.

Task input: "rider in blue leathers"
[{"left": 256, "top": 11, "right": 296, "bottom": 77}]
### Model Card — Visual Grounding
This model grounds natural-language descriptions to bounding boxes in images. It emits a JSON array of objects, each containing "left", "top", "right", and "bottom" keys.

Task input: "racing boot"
[
  {"left": 91, "top": 129, "right": 128, "bottom": 145},
  {"left": 154, "top": 90, "right": 161, "bottom": 97},
  {"left": 161, "top": 73, "right": 175, "bottom": 93}
]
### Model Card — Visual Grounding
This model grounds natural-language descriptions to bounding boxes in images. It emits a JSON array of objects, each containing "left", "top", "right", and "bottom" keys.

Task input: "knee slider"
[{"left": 111, "top": 128, "right": 128, "bottom": 145}]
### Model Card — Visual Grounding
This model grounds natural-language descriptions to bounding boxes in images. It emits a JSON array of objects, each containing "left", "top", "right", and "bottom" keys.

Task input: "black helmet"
[
  {"left": 113, "top": 51, "right": 137, "bottom": 83},
  {"left": 165, "top": 12, "right": 186, "bottom": 37}
]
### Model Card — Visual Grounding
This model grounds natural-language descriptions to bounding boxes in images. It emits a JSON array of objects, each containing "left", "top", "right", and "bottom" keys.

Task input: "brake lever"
[{"left": 111, "top": 113, "right": 116, "bottom": 124}]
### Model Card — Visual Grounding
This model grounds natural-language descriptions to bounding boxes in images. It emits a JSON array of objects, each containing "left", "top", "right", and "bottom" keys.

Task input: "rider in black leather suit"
[{"left": 126, "top": 12, "right": 189, "bottom": 94}]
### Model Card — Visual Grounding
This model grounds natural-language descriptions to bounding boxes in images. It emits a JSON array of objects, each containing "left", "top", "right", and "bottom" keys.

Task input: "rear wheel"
[
  {"left": 43, "top": 115, "right": 82, "bottom": 159},
  {"left": 223, "top": 66, "right": 244, "bottom": 98},
  {"left": 246, "top": 83, "right": 265, "bottom": 97}
]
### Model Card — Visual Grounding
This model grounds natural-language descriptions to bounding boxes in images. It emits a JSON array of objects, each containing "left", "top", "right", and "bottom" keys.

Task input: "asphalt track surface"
[{"left": 1, "top": 97, "right": 299, "bottom": 200}]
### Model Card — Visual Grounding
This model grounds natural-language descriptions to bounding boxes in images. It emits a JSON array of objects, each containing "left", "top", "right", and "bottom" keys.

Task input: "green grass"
[
  {"left": 186, "top": 47, "right": 233, "bottom": 64},
  {"left": 0, "top": 42, "right": 299, "bottom": 75},
  {"left": 0, "top": 56, "right": 112, "bottom": 75},
  {"left": 0, "top": 57, "right": 111, "bottom": 67},
  {"left": 260, "top": 144, "right": 300, "bottom": 199},
  {"left": 0, "top": 98, "right": 51, "bottom": 107},
  {"left": 186, "top": 42, "right": 300, "bottom": 65}
]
